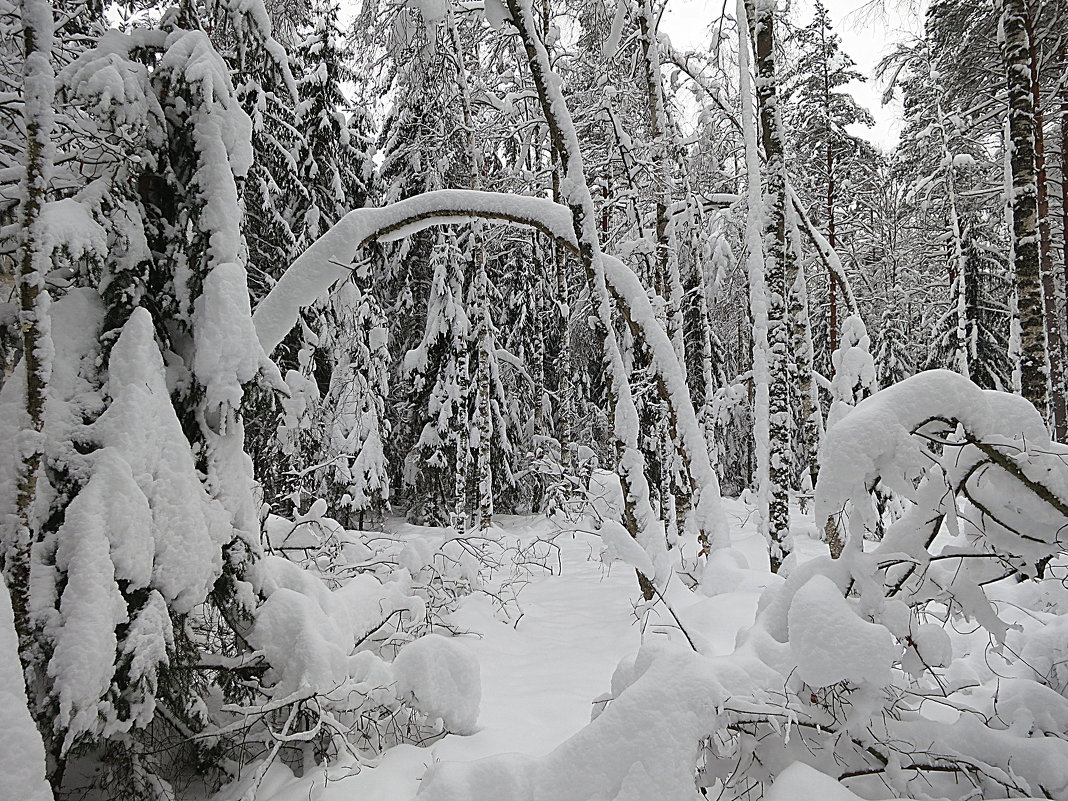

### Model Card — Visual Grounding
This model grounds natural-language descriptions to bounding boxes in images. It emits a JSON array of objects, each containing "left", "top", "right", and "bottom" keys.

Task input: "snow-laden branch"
[
  {"left": 252, "top": 188, "right": 725, "bottom": 542},
  {"left": 252, "top": 190, "right": 574, "bottom": 353},
  {"left": 814, "top": 369, "right": 1068, "bottom": 547}
]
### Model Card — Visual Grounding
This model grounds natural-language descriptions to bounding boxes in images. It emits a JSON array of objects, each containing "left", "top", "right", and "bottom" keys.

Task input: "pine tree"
[
  {"left": 403, "top": 230, "right": 472, "bottom": 525},
  {"left": 784, "top": 0, "right": 874, "bottom": 362},
  {"left": 875, "top": 284, "right": 914, "bottom": 387}
]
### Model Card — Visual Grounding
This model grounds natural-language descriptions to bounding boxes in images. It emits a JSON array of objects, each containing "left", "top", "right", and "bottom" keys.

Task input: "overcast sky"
[{"left": 659, "top": 0, "right": 928, "bottom": 151}]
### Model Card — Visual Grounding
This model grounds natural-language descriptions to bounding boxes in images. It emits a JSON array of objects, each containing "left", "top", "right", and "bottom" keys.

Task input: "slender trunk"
[
  {"left": 454, "top": 307, "right": 470, "bottom": 530},
  {"left": 551, "top": 159, "right": 574, "bottom": 471},
  {"left": 636, "top": 0, "right": 686, "bottom": 374},
  {"left": 1027, "top": 12, "right": 1066, "bottom": 438},
  {"left": 738, "top": 0, "right": 772, "bottom": 558},
  {"left": 7, "top": 0, "right": 56, "bottom": 779},
  {"left": 506, "top": 0, "right": 657, "bottom": 597},
  {"left": 1001, "top": 0, "right": 1049, "bottom": 415},
  {"left": 636, "top": 0, "right": 685, "bottom": 541},
  {"left": 475, "top": 254, "right": 493, "bottom": 530},
  {"left": 531, "top": 238, "right": 546, "bottom": 436},
  {"left": 448, "top": 14, "right": 493, "bottom": 529},
  {"left": 749, "top": 0, "right": 792, "bottom": 572},
  {"left": 924, "top": 46, "right": 971, "bottom": 380},
  {"left": 787, "top": 202, "right": 821, "bottom": 504},
  {"left": 1061, "top": 71, "right": 1068, "bottom": 417},
  {"left": 822, "top": 20, "right": 838, "bottom": 365}
]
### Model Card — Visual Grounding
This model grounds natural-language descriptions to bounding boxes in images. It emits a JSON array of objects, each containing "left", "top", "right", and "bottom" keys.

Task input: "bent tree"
[{"left": 254, "top": 184, "right": 728, "bottom": 594}]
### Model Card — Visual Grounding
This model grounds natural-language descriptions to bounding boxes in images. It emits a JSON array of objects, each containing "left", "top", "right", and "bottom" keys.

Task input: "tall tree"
[
  {"left": 1000, "top": 0, "right": 1049, "bottom": 416},
  {"left": 747, "top": 0, "right": 792, "bottom": 571}
]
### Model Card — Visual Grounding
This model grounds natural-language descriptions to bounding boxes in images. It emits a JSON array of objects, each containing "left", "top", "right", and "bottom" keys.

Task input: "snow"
[
  {"left": 93, "top": 308, "right": 232, "bottom": 613},
  {"left": 765, "top": 762, "right": 869, "bottom": 801},
  {"left": 598, "top": 518, "right": 656, "bottom": 577},
  {"left": 393, "top": 634, "right": 481, "bottom": 734},
  {"left": 193, "top": 261, "right": 266, "bottom": 411},
  {"left": 483, "top": 0, "right": 509, "bottom": 30},
  {"left": 787, "top": 574, "right": 898, "bottom": 688},
  {"left": 0, "top": 575, "right": 53, "bottom": 801},
  {"left": 49, "top": 463, "right": 132, "bottom": 745},
  {"left": 814, "top": 368, "right": 1057, "bottom": 537},
  {"left": 41, "top": 198, "right": 107, "bottom": 262},
  {"left": 251, "top": 585, "right": 353, "bottom": 696},
  {"left": 253, "top": 190, "right": 574, "bottom": 354}
]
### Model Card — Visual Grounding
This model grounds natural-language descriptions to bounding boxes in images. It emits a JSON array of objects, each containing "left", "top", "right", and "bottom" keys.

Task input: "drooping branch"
[{"left": 252, "top": 187, "right": 727, "bottom": 547}]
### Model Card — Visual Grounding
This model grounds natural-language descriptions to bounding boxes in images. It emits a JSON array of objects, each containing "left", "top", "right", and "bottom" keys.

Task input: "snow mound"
[
  {"left": 0, "top": 577, "right": 53, "bottom": 801},
  {"left": 393, "top": 634, "right": 481, "bottom": 734},
  {"left": 788, "top": 575, "right": 898, "bottom": 688},
  {"left": 765, "top": 762, "right": 869, "bottom": 801},
  {"left": 252, "top": 587, "right": 352, "bottom": 696}
]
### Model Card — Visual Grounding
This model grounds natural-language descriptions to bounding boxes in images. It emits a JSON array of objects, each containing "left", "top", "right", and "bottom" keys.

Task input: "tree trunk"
[
  {"left": 6, "top": 0, "right": 57, "bottom": 780},
  {"left": 787, "top": 203, "right": 822, "bottom": 505},
  {"left": 1061, "top": 67, "right": 1068, "bottom": 418},
  {"left": 448, "top": 14, "right": 492, "bottom": 529},
  {"left": 749, "top": 0, "right": 792, "bottom": 572},
  {"left": 506, "top": 0, "right": 658, "bottom": 598},
  {"left": 821, "top": 19, "right": 838, "bottom": 366},
  {"left": 636, "top": 0, "right": 686, "bottom": 542},
  {"left": 1026, "top": 11, "right": 1066, "bottom": 439},
  {"left": 1001, "top": 0, "right": 1049, "bottom": 416}
]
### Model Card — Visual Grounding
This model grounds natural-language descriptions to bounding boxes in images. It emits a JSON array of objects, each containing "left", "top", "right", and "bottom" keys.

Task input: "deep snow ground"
[{"left": 251, "top": 498, "right": 821, "bottom": 801}]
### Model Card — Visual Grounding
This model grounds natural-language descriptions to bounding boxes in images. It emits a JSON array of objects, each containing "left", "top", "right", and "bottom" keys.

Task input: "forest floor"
[{"left": 249, "top": 498, "right": 824, "bottom": 801}]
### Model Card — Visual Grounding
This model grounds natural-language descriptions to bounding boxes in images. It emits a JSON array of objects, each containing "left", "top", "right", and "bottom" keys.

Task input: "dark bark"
[
  {"left": 1026, "top": 10, "right": 1066, "bottom": 439},
  {"left": 1001, "top": 0, "right": 1049, "bottom": 416}
]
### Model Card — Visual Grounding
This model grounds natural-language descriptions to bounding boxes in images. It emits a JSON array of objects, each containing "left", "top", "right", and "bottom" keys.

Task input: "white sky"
[{"left": 659, "top": 0, "right": 928, "bottom": 151}]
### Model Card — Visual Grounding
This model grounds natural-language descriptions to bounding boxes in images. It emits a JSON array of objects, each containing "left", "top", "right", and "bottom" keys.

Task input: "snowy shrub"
[{"left": 392, "top": 634, "right": 481, "bottom": 734}]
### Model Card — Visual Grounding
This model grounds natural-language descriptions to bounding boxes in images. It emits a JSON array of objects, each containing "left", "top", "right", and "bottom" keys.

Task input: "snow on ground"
[{"left": 254, "top": 498, "right": 819, "bottom": 801}]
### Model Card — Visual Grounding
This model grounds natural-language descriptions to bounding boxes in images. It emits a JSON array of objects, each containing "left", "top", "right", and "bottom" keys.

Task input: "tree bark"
[
  {"left": 821, "top": 16, "right": 838, "bottom": 366},
  {"left": 749, "top": 0, "right": 792, "bottom": 572},
  {"left": 1026, "top": 10, "right": 1066, "bottom": 439},
  {"left": 448, "top": 14, "right": 492, "bottom": 529},
  {"left": 6, "top": 0, "right": 56, "bottom": 779},
  {"left": 1001, "top": 0, "right": 1050, "bottom": 416}
]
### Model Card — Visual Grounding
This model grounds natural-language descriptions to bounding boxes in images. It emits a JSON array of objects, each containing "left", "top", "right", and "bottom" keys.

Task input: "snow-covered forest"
[{"left": 2, "top": 0, "right": 1068, "bottom": 797}]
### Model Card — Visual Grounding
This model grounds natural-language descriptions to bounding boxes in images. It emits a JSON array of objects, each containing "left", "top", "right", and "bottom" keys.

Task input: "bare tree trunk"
[
  {"left": 531, "top": 237, "right": 546, "bottom": 436},
  {"left": 749, "top": 0, "right": 792, "bottom": 572},
  {"left": 635, "top": 0, "right": 686, "bottom": 543},
  {"left": 1061, "top": 66, "right": 1068, "bottom": 419},
  {"left": 6, "top": 0, "right": 56, "bottom": 781},
  {"left": 453, "top": 353, "right": 470, "bottom": 530},
  {"left": 635, "top": 0, "right": 686, "bottom": 373},
  {"left": 1027, "top": 11, "right": 1066, "bottom": 439},
  {"left": 821, "top": 19, "right": 838, "bottom": 367},
  {"left": 474, "top": 255, "right": 493, "bottom": 530},
  {"left": 554, "top": 216, "right": 574, "bottom": 472},
  {"left": 1001, "top": 0, "right": 1050, "bottom": 416},
  {"left": 787, "top": 203, "right": 821, "bottom": 505}
]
